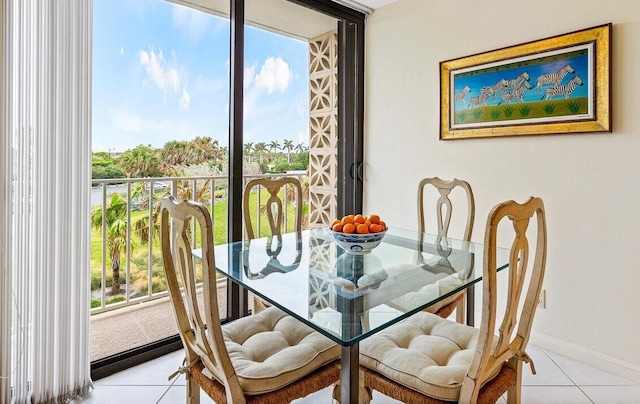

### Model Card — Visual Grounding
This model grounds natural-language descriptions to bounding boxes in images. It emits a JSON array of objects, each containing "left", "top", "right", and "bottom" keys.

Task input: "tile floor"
[{"left": 74, "top": 344, "right": 640, "bottom": 404}]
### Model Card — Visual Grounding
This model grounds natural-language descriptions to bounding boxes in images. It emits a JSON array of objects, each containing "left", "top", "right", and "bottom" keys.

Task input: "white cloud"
[
  {"left": 138, "top": 48, "right": 180, "bottom": 95},
  {"left": 180, "top": 87, "right": 191, "bottom": 111},
  {"left": 243, "top": 86, "right": 259, "bottom": 118},
  {"left": 112, "top": 109, "right": 172, "bottom": 134},
  {"left": 172, "top": 5, "right": 210, "bottom": 42},
  {"left": 296, "top": 130, "right": 308, "bottom": 146},
  {"left": 120, "top": 47, "right": 124, "bottom": 56},
  {"left": 244, "top": 65, "right": 255, "bottom": 89},
  {"left": 112, "top": 110, "right": 143, "bottom": 133},
  {"left": 103, "top": 108, "right": 206, "bottom": 151},
  {"left": 254, "top": 57, "right": 292, "bottom": 94}
]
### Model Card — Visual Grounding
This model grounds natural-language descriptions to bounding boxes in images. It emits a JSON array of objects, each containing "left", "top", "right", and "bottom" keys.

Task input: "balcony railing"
[{"left": 90, "top": 173, "right": 308, "bottom": 315}]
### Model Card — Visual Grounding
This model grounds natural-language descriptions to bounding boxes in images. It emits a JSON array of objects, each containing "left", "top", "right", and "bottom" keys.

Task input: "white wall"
[{"left": 363, "top": 0, "right": 640, "bottom": 382}]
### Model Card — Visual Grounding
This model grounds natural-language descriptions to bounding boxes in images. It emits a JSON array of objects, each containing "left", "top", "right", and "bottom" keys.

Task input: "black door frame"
[{"left": 225, "top": 0, "right": 366, "bottom": 320}]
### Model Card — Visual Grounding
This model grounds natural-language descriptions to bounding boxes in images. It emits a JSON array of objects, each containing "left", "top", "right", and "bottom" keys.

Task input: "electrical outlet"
[{"left": 537, "top": 289, "right": 546, "bottom": 309}]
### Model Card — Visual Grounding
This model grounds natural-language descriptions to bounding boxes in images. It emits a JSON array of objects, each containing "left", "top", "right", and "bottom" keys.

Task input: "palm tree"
[
  {"left": 219, "top": 146, "right": 229, "bottom": 165},
  {"left": 268, "top": 140, "right": 281, "bottom": 161},
  {"left": 192, "top": 136, "right": 219, "bottom": 163},
  {"left": 295, "top": 142, "right": 307, "bottom": 154},
  {"left": 283, "top": 139, "right": 295, "bottom": 164},
  {"left": 161, "top": 140, "right": 191, "bottom": 167},
  {"left": 254, "top": 142, "right": 267, "bottom": 163},
  {"left": 119, "top": 145, "right": 161, "bottom": 178},
  {"left": 244, "top": 142, "right": 254, "bottom": 163},
  {"left": 132, "top": 187, "right": 174, "bottom": 245},
  {"left": 91, "top": 193, "right": 129, "bottom": 294}
]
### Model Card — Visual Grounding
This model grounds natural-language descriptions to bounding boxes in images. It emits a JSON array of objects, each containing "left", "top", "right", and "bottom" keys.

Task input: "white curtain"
[{"left": 0, "top": 0, "right": 93, "bottom": 402}]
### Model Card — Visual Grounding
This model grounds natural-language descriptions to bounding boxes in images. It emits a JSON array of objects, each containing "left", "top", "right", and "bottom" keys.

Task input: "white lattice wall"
[{"left": 308, "top": 31, "right": 338, "bottom": 228}]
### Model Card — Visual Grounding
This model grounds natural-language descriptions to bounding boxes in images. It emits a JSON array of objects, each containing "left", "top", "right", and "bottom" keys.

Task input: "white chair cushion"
[
  {"left": 360, "top": 311, "right": 479, "bottom": 401},
  {"left": 219, "top": 306, "right": 340, "bottom": 395}
]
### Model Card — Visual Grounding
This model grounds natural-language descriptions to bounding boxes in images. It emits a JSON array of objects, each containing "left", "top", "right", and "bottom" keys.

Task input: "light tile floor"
[{"left": 74, "top": 344, "right": 640, "bottom": 404}]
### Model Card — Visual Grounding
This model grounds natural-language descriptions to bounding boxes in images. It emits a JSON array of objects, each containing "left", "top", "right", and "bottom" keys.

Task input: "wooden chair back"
[
  {"left": 242, "top": 177, "right": 303, "bottom": 240},
  {"left": 417, "top": 177, "right": 475, "bottom": 322},
  {"left": 242, "top": 177, "right": 303, "bottom": 313},
  {"left": 461, "top": 196, "right": 547, "bottom": 402},
  {"left": 160, "top": 196, "right": 245, "bottom": 401},
  {"left": 417, "top": 177, "right": 475, "bottom": 242}
]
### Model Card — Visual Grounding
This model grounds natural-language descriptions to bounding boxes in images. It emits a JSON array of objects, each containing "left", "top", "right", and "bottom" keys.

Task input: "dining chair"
[
  {"left": 389, "top": 177, "right": 475, "bottom": 323},
  {"left": 243, "top": 176, "right": 303, "bottom": 312},
  {"left": 359, "top": 196, "right": 547, "bottom": 403},
  {"left": 242, "top": 176, "right": 303, "bottom": 240},
  {"left": 160, "top": 196, "right": 341, "bottom": 403}
]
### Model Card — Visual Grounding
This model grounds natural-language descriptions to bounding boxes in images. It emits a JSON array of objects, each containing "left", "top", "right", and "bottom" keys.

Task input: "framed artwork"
[{"left": 440, "top": 23, "right": 611, "bottom": 140}]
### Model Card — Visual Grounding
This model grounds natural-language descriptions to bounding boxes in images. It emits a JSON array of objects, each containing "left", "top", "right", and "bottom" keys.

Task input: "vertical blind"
[{"left": 0, "top": 0, "right": 93, "bottom": 402}]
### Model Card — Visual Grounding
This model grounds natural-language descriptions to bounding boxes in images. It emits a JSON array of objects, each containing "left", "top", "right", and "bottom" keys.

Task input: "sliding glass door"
[{"left": 90, "top": 0, "right": 364, "bottom": 377}]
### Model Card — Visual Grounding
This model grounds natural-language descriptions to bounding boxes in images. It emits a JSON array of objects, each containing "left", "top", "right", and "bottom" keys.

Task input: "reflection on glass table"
[{"left": 242, "top": 233, "right": 303, "bottom": 280}]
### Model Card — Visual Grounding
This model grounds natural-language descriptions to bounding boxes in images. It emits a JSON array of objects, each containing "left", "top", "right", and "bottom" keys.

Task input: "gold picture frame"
[{"left": 440, "top": 23, "right": 611, "bottom": 140}]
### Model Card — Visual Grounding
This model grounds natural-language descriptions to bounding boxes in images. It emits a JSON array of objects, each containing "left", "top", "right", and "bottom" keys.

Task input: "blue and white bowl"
[{"left": 329, "top": 228, "right": 388, "bottom": 255}]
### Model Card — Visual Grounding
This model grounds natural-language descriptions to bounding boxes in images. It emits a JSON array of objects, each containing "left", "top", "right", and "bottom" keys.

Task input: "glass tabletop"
[{"left": 193, "top": 227, "right": 510, "bottom": 346}]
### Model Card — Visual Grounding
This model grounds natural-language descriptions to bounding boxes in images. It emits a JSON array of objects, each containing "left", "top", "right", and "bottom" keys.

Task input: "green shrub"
[
  {"left": 92, "top": 164, "right": 125, "bottom": 180},
  {"left": 91, "top": 274, "right": 102, "bottom": 290},
  {"left": 107, "top": 296, "right": 126, "bottom": 305},
  {"left": 91, "top": 296, "right": 127, "bottom": 309}
]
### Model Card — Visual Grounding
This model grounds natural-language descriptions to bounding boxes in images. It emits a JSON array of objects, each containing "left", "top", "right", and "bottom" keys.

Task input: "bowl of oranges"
[{"left": 329, "top": 214, "right": 388, "bottom": 255}]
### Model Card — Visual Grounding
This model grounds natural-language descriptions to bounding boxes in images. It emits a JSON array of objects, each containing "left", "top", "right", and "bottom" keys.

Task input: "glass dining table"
[{"left": 193, "top": 227, "right": 510, "bottom": 403}]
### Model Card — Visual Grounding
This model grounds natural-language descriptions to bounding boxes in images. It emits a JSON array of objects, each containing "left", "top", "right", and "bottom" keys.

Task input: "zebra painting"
[
  {"left": 505, "top": 72, "right": 530, "bottom": 91},
  {"left": 534, "top": 65, "right": 574, "bottom": 92},
  {"left": 542, "top": 75, "right": 583, "bottom": 100},
  {"left": 482, "top": 79, "right": 508, "bottom": 101},
  {"left": 468, "top": 87, "right": 494, "bottom": 108},
  {"left": 499, "top": 81, "right": 532, "bottom": 104},
  {"left": 454, "top": 85, "right": 471, "bottom": 106}
]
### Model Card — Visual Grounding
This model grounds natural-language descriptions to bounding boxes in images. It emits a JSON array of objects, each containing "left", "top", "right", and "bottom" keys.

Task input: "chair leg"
[
  {"left": 360, "top": 310, "right": 371, "bottom": 332},
  {"left": 186, "top": 377, "right": 201, "bottom": 404},
  {"left": 252, "top": 294, "right": 268, "bottom": 314},
  {"left": 506, "top": 359, "right": 523, "bottom": 404},
  {"left": 455, "top": 292, "right": 466, "bottom": 324},
  {"left": 332, "top": 374, "right": 372, "bottom": 404},
  {"left": 360, "top": 384, "right": 372, "bottom": 403},
  {"left": 359, "top": 368, "right": 373, "bottom": 404}
]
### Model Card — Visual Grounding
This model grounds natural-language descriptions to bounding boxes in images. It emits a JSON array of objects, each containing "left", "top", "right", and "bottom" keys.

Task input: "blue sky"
[{"left": 92, "top": 0, "right": 309, "bottom": 153}]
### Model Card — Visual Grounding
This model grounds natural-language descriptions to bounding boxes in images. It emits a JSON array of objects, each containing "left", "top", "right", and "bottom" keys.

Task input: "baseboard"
[{"left": 530, "top": 330, "right": 640, "bottom": 384}]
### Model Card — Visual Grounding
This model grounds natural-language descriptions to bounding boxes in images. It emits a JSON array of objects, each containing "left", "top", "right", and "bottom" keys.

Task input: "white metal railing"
[{"left": 90, "top": 173, "right": 308, "bottom": 314}]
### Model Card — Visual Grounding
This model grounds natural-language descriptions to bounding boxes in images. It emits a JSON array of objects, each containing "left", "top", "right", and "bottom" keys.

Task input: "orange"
[
  {"left": 369, "top": 214, "right": 381, "bottom": 224},
  {"left": 354, "top": 214, "right": 365, "bottom": 224},
  {"left": 331, "top": 219, "right": 342, "bottom": 228},
  {"left": 369, "top": 223, "right": 381, "bottom": 233},
  {"left": 363, "top": 220, "right": 371, "bottom": 228},
  {"left": 341, "top": 215, "right": 355, "bottom": 225},
  {"left": 332, "top": 223, "right": 344, "bottom": 232},
  {"left": 356, "top": 223, "right": 369, "bottom": 234},
  {"left": 379, "top": 221, "right": 386, "bottom": 229},
  {"left": 343, "top": 223, "right": 356, "bottom": 233}
]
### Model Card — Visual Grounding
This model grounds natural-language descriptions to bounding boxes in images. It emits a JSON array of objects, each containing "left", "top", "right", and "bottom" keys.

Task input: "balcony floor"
[
  {"left": 91, "top": 283, "right": 227, "bottom": 361},
  {"left": 91, "top": 296, "right": 174, "bottom": 361}
]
